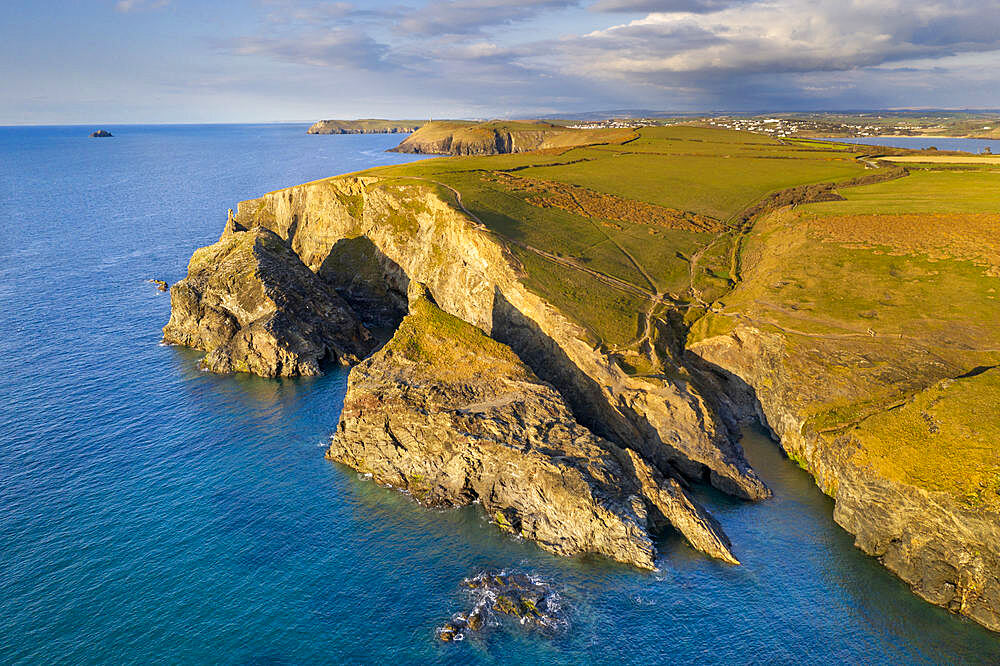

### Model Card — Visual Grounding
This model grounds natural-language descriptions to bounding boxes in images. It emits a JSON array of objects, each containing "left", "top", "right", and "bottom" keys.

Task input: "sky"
[{"left": 2, "top": 0, "right": 1000, "bottom": 124}]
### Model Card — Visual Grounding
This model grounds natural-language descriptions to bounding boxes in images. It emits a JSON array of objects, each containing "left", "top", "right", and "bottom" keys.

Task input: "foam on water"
[{"left": 1, "top": 124, "right": 999, "bottom": 664}]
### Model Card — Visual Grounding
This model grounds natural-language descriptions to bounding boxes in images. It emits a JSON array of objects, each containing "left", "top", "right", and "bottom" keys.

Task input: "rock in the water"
[
  {"left": 162, "top": 225, "right": 374, "bottom": 377},
  {"left": 328, "top": 284, "right": 738, "bottom": 568},
  {"left": 148, "top": 279, "right": 169, "bottom": 292},
  {"left": 438, "top": 571, "right": 563, "bottom": 641},
  {"left": 624, "top": 449, "right": 739, "bottom": 564},
  {"left": 90, "top": 129, "right": 113, "bottom": 137}
]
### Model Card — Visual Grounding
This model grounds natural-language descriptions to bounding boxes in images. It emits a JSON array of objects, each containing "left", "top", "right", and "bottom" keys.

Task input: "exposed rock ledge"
[
  {"left": 689, "top": 323, "right": 1000, "bottom": 632},
  {"left": 162, "top": 221, "right": 374, "bottom": 376},
  {"left": 328, "top": 284, "right": 738, "bottom": 568},
  {"left": 232, "top": 176, "right": 768, "bottom": 502}
]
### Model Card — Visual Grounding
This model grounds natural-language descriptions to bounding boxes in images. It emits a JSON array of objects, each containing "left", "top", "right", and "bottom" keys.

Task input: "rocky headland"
[
  {"left": 162, "top": 128, "right": 1000, "bottom": 633},
  {"left": 162, "top": 216, "right": 374, "bottom": 376},
  {"left": 307, "top": 119, "right": 423, "bottom": 135},
  {"left": 328, "top": 282, "right": 738, "bottom": 568},
  {"left": 165, "top": 174, "right": 764, "bottom": 570},
  {"left": 389, "top": 120, "right": 633, "bottom": 155}
]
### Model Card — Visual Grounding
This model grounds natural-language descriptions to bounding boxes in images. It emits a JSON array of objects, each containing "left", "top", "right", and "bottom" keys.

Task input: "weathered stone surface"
[
  {"left": 438, "top": 571, "right": 562, "bottom": 642},
  {"left": 328, "top": 285, "right": 738, "bottom": 568},
  {"left": 689, "top": 323, "right": 1000, "bottom": 632},
  {"left": 624, "top": 448, "right": 739, "bottom": 565},
  {"left": 162, "top": 225, "right": 373, "bottom": 377},
  {"left": 236, "top": 176, "right": 768, "bottom": 502}
]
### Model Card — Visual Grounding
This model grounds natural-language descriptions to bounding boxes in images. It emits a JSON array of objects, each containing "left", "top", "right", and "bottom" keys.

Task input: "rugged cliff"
[
  {"left": 162, "top": 223, "right": 373, "bottom": 376},
  {"left": 685, "top": 197, "right": 1000, "bottom": 631},
  {"left": 689, "top": 325, "right": 1000, "bottom": 631},
  {"left": 389, "top": 120, "right": 633, "bottom": 155},
  {"left": 329, "top": 283, "right": 737, "bottom": 567},
  {"left": 232, "top": 176, "right": 768, "bottom": 502},
  {"left": 307, "top": 119, "right": 423, "bottom": 135}
]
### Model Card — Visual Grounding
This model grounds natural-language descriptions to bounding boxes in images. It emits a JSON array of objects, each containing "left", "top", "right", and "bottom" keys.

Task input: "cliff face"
[
  {"left": 689, "top": 324, "right": 1000, "bottom": 632},
  {"left": 388, "top": 121, "right": 633, "bottom": 155},
  {"left": 233, "top": 176, "right": 768, "bottom": 502},
  {"left": 307, "top": 119, "right": 422, "bottom": 134},
  {"left": 162, "top": 225, "right": 374, "bottom": 376},
  {"left": 329, "top": 284, "right": 738, "bottom": 568}
]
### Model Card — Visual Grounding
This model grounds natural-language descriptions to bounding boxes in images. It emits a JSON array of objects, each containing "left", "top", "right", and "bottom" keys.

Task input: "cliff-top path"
[{"left": 166, "top": 123, "right": 1000, "bottom": 633}]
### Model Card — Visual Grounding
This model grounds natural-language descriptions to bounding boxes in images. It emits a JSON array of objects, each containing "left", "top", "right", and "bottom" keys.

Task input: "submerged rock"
[
  {"left": 162, "top": 224, "right": 373, "bottom": 376},
  {"left": 438, "top": 571, "right": 563, "bottom": 642},
  {"left": 328, "top": 284, "right": 738, "bottom": 568}
]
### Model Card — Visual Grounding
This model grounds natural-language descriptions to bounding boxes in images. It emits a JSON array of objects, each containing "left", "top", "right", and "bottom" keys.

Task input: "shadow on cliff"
[
  {"left": 684, "top": 350, "right": 778, "bottom": 444},
  {"left": 318, "top": 236, "right": 410, "bottom": 341}
]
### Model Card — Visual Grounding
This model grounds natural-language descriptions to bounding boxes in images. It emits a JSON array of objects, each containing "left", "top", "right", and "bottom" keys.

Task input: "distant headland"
[{"left": 307, "top": 119, "right": 424, "bottom": 135}]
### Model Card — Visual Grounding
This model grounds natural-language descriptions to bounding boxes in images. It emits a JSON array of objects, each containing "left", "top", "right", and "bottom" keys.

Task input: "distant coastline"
[{"left": 307, "top": 119, "right": 425, "bottom": 135}]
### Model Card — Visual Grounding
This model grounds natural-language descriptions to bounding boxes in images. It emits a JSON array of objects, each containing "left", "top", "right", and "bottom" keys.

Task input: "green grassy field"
[
  {"left": 351, "top": 125, "right": 877, "bottom": 346},
  {"left": 346, "top": 123, "right": 1000, "bottom": 507}
]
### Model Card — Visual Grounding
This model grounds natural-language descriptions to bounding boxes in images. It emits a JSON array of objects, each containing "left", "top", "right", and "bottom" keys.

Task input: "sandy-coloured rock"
[
  {"left": 162, "top": 224, "right": 373, "bottom": 376},
  {"left": 328, "top": 285, "right": 738, "bottom": 568}
]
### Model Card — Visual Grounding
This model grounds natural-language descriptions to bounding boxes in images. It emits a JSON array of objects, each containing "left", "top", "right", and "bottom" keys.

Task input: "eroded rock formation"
[
  {"left": 328, "top": 284, "right": 738, "bottom": 568},
  {"left": 233, "top": 176, "right": 768, "bottom": 502},
  {"left": 688, "top": 323, "right": 1000, "bottom": 632},
  {"left": 162, "top": 224, "right": 373, "bottom": 376}
]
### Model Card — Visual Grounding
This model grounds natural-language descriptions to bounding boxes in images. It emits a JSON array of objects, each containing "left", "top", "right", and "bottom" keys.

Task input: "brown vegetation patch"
[
  {"left": 805, "top": 212, "right": 1000, "bottom": 276},
  {"left": 483, "top": 171, "right": 723, "bottom": 232}
]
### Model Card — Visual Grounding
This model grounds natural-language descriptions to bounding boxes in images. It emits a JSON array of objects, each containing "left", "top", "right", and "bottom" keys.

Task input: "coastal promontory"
[
  {"left": 307, "top": 119, "right": 423, "bottom": 134},
  {"left": 389, "top": 120, "right": 634, "bottom": 155},
  {"left": 162, "top": 221, "right": 374, "bottom": 376},
  {"left": 328, "top": 283, "right": 738, "bottom": 567}
]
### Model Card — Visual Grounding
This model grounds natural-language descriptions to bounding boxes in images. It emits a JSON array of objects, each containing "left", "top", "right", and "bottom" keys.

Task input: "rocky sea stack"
[
  {"left": 162, "top": 218, "right": 374, "bottom": 377},
  {"left": 90, "top": 129, "right": 113, "bottom": 137},
  {"left": 328, "top": 283, "right": 738, "bottom": 568}
]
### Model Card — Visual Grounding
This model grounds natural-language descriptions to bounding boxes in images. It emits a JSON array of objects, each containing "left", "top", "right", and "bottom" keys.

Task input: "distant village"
[
  {"left": 703, "top": 116, "right": 898, "bottom": 137},
  {"left": 565, "top": 119, "right": 658, "bottom": 129}
]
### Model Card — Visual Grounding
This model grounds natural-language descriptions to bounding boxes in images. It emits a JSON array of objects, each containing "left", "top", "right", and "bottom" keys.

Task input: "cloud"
[
  {"left": 230, "top": 28, "right": 394, "bottom": 70},
  {"left": 544, "top": 0, "right": 1000, "bottom": 78},
  {"left": 222, "top": 0, "right": 1000, "bottom": 113},
  {"left": 589, "top": 0, "right": 746, "bottom": 13},
  {"left": 115, "top": 0, "right": 169, "bottom": 12},
  {"left": 398, "top": 0, "right": 580, "bottom": 35}
]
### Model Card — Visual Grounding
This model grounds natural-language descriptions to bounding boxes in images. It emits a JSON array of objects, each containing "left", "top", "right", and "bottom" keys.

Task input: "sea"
[
  {"left": 819, "top": 135, "right": 1000, "bottom": 154},
  {"left": 1, "top": 123, "right": 998, "bottom": 664}
]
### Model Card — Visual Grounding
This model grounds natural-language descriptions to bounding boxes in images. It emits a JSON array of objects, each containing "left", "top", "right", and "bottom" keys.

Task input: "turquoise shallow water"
[{"left": 2, "top": 124, "right": 999, "bottom": 664}]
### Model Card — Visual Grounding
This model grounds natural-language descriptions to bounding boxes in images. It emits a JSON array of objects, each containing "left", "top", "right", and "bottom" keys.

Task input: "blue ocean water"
[
  {"left": 1, "top": 124, "right": 999, "bottom": 664},
  {"left": 820, "top": 135, "right": 1000, "bottom": 153}
]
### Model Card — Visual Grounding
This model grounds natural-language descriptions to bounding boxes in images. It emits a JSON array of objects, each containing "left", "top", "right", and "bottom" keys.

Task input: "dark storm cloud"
[{"left": 225, "top": 0, "right": 1000, "bottom": 111}]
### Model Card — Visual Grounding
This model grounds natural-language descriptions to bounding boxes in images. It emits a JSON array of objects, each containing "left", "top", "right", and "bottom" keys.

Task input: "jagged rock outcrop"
[
  {"left": 307, "top": 120, "right": 421, "bottom": 134},
  {"left": 233, "top": 176, "right": 768, "bottom": 501},
  {"left": 90, "top": 129, "right": 113, "bottom": 137},
  {"left": 162, "top": 224, "right": 374, "bottom": 376},
  {"left": 328, "top": 285, "right": 738, "bottom": 568},
  {"left": 688, "top": 323, "right": 1000, "bottom": 632}
]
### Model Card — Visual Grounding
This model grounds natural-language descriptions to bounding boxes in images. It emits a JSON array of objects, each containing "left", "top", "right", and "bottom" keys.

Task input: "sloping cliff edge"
[
  {"left": 688, "top": 325, "right": 1000, "bottom": 632},
  {"left": 232, "top": 176, "right": 767, "bottom": 504}
]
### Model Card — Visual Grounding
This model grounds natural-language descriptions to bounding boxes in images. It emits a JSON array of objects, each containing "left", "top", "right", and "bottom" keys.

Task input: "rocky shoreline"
[{"left": 162, "top": 170, "right": 999, "bottom": 633}]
